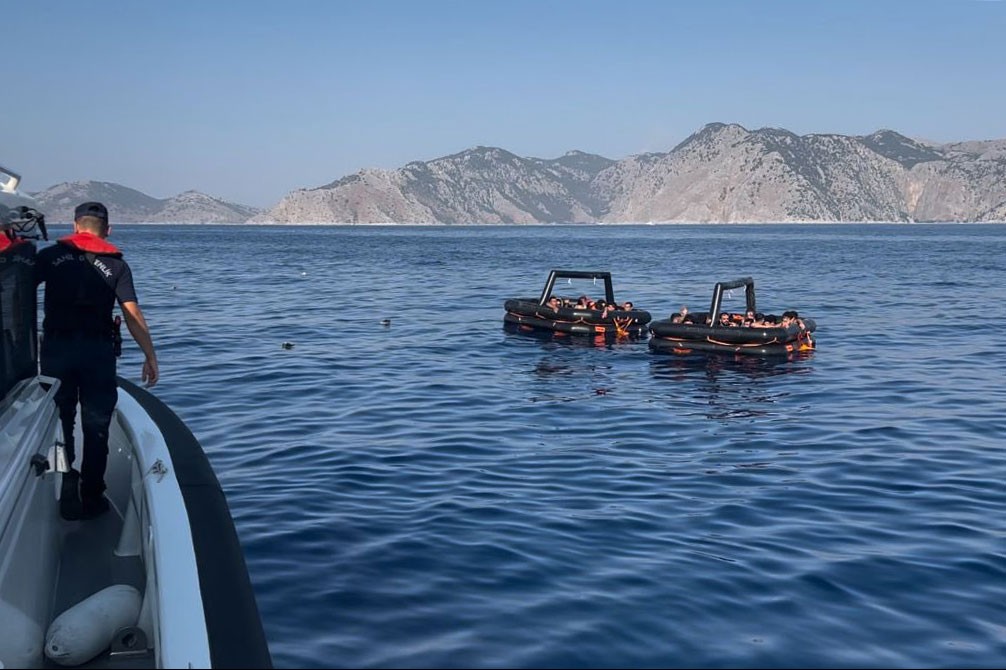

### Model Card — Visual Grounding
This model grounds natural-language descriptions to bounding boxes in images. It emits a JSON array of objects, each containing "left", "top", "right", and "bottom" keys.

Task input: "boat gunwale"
[{"left": 116, "top": 377, "right": 273, "bottom": 669}]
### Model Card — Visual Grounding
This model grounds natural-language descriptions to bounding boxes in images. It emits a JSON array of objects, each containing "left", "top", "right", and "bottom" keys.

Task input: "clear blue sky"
[{"left": 6, "top": 0, "right": 1004, "bottom": 208}]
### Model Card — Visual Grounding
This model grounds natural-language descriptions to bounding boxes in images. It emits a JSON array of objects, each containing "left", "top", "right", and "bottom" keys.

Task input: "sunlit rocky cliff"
[
  {"left": 254, "top": 123, "right": 1006, "bottom": 223},
  {"left": 29, "top": 124, "right": 1006, "bottom": 223}
]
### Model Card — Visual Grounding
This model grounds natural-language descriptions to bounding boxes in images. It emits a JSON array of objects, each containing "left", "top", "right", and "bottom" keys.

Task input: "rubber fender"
[
  {"left": 0, "top": 600, "right": 45, "bottom": 668},
  {"left": 44, "top": 584, "right": 142, "bottom": 666}
]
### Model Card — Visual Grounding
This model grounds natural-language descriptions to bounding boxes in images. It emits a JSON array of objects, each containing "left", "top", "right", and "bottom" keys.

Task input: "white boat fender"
[{"left": 44, "top": 584, "right": 142, "bottom": 666}]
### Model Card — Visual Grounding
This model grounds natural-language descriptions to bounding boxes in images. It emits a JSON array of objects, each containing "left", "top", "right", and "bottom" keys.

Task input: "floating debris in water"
[
  {"left": 381, "top": 319, "right": 391, "bottom": 327},
  {"left": 281, "top": 342, "right": 295, "bottom": 350}
]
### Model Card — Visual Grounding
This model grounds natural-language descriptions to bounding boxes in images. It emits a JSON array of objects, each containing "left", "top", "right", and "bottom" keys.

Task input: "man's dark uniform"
[{"left": 35, "top": 212, "right": 137, "bottom": 506}]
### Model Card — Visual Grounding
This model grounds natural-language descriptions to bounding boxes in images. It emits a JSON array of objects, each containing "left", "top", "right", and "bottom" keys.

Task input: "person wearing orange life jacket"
[
  {"left": 0, "top": 219, "right": 26, "bottom": 250},
  {"left": 35, "top": 202, "right": 159, "bottom": 520}
]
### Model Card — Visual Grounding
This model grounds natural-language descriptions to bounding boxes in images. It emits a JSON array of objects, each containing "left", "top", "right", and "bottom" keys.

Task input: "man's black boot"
[
  {"left": 81, "top": 494, "right": 110, "bottom": 520},
  {"left": 60, "top": 469, "right": 82, "bottom": 521}
]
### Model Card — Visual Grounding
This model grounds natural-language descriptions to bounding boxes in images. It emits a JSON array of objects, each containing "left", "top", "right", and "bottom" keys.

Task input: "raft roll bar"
[
  {"left": 538, "top": 270, "right": 616, "bottom": 306},
  {"left": 708, "top": 276, "right": 756, "bottom": 322}
]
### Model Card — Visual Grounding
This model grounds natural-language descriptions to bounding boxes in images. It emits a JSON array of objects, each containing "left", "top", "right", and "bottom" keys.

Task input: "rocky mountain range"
[
  {"left": 31, "top": 123, "right": 1006, "bottom": 224},
  {"left": 30, "top": 181, "right": 260, "bottom": 224}
]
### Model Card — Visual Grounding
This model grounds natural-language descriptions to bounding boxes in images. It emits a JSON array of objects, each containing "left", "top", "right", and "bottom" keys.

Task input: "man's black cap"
[{"left": 74, "top": 201, "right": 108, "bottom": 222}]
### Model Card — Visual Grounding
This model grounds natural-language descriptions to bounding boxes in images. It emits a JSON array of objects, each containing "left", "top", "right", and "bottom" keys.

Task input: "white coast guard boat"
[{"left": 0, "top": 165, "right": 272, "bottom": 668}]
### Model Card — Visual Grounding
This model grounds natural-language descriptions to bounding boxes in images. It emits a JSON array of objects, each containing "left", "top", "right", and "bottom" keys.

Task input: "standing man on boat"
[{"left": 35, "top": 202, "right": 159, "bottom": 520}]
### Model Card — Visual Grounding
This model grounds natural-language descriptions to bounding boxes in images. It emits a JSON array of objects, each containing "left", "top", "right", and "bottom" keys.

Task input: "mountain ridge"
[
  {"left": 30, "top": 181, "right": 261, "bottom": 223},
  {"left": 28, "top": 123, "right": 1006, "bottom": 223}
]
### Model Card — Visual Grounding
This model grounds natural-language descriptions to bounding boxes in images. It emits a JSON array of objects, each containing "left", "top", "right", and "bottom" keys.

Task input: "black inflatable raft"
[
  {"left": 648, "top": 277, "right": 816, "bottom": 357},
  {"left": 504, "top": 269, "right": 652, "bottom": 339}
]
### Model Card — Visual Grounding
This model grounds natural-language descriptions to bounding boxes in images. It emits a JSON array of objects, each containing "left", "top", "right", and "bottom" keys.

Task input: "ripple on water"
[{"left": 105, "top": 224, "right": 1006, "bottom": 668}]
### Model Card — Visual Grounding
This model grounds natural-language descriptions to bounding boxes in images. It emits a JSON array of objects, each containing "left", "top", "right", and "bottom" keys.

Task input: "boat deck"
[
  {"left": 46, "top": 499, "right": 154, "bottom": 669},
  {"left": 41, "top": 422, "right": 157, "bottom": 670}
]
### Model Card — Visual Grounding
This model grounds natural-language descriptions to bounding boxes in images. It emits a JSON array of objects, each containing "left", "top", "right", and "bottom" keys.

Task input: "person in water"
[{"left": 35, "top": 202, "right": 159, "bottom": 520}]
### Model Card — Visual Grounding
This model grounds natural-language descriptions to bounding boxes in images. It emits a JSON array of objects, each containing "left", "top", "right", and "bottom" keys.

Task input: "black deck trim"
[{"left": 116, "top": 377, "right": 273, "bottom": 669}]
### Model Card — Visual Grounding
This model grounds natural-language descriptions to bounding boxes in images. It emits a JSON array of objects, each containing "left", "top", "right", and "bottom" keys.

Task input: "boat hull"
[{"left": 114, "top": 377, "right": 272, "bottom": 669}]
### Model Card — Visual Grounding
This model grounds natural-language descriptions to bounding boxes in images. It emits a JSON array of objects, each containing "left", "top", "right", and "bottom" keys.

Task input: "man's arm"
[{"left": 120, "top": 300, "right": 159, "bottom": 387}]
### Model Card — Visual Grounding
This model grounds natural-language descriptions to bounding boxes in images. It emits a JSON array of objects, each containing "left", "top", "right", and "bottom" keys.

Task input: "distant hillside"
[
  {"left": 253, "top": 148, "right": 615, "bottom": 224},
  {"left": 27, "top": 123, "right": 1006, "bottom": 224},
  {"left": 30, "top": 181, "right": 260, "bottom": 223},
  {"left": 253, "top": 124, "right": 1006, "bottom": 224}
]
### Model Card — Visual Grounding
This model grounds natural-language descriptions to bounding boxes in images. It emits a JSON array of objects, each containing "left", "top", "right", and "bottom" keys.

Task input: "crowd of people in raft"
[
  {"left": 546, "top": 295, "right": 635, "bottom": 319},
  {"left": 544, "top": 295, "right": 807, "bottom": 330},
  {"left": 672, "top": 306, "right": 807, "bottom": 329}
]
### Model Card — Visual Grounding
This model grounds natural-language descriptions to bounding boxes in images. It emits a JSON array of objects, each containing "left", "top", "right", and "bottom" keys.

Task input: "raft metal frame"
[
  {"left": 537, "top": 270, "right": 615, "bottom": 306},
  {"left": 708, "top": 276, "right": 756, "bottom": 324}
]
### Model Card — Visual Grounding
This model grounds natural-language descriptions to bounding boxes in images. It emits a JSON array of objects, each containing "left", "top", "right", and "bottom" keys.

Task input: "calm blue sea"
[{"left": 81, "top": 224, "right": 1006, "bottom": 668}]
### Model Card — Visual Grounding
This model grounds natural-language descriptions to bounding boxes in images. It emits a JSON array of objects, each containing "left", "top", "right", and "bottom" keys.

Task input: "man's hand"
[{"left": 142, "top": 356, "right": 159, "bottom": 387}]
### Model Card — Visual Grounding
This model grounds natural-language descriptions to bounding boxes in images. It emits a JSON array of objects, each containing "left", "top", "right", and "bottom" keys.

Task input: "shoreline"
[{"left": 41, "top": 220, "right": 1005, "bottom": 227}]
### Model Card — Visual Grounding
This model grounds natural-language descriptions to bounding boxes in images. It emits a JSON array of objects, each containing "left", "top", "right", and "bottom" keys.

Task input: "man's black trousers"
[{"left": 40, "top": 334, "right": 117, "bottom": 500}]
